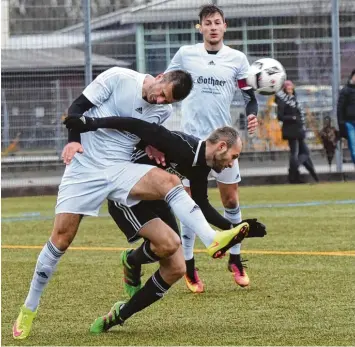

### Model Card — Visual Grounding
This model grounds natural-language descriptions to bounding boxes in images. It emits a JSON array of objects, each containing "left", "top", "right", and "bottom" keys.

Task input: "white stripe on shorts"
[{"left": 114, "top": 201, "right": 142, "bottom": 231}]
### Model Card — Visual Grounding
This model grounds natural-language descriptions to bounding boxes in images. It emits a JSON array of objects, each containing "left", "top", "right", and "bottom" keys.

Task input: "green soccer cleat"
[
  {"left": 207, "top": 222, "right": 250, "bottom": 258},
  {"left": 90, "top": 301, "right": 126, "bottom": 334},
  {"left": 121, "top": 249, "right": 142, "bottom": 298},
  {"left": 13, "top": 305, "right": 37, "bottom": 340}
]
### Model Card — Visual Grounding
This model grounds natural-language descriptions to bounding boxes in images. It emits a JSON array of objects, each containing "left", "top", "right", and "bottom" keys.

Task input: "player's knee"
[
  {"left": 51, "top": 229, "right": 74, "bottom": 251},
  {"left": 155, "top": 232, "right": 180, "bottom": 258},
  {"left": 222, "top": 195, "right": 237, "bottom": 209},
  {"left": 161, "top": 173, "right": 181, "bottom": 192},
  {"left": 51, "top": 216, "right": 80, "bottom": 251}
]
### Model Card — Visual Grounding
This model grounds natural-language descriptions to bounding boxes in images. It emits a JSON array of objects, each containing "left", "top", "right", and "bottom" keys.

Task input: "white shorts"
[
  {"left": 55, "top": 159, "right": 155, "bottom": 216},
  {"left": 182, "top": 159, "right": 241, "bottom": 187}
]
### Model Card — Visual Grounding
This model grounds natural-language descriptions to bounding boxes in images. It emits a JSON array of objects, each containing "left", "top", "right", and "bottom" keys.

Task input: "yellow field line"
[{"left": 2, "top": 245, "right": 354, "bottom": 257}]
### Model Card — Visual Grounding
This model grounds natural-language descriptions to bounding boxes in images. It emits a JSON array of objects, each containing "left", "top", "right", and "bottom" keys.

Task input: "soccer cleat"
[
  {"left": 228, "top": 259, "right": 250, "bottom": 287},
  {"left": 121, "top": 249, "right": 142, "bottom": 298},
  {"left": 90, "top": 301, "right": 125, "bottom": 334},
  {"left": 184, "top": 269, "right": 204, "bottom": 293},
  {"left": 207, "top": 222, "right": 249, "bottom": 258},
  {"left": 13, "top": 305, "right": 37, "bottom": 339}
]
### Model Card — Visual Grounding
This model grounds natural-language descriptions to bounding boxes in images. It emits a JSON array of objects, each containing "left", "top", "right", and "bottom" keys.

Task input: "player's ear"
[
  {"left": 223, "top": 22, "right": 227, "bottom": 32},
  {"left": 219, "top": 141, "right": 227, "bottom": 151},
  {"left": 156, "top": 73, "right": 164, "bottom": 82}
]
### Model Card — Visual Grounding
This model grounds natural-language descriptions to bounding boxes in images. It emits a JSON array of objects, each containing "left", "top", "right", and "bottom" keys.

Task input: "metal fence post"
[
  {"left": 331, "top": 0, "right": 342, "bottom": 172},
  {"left": 83, "top": 0, "right": 92, "bottom": 86},
  {"left": 136, "top": 24, "right": 146, "bottom": 73},
  {"left": 54, "top": 79, "right": 62, "bottom": 155},
  {"left": 2, "top": 90, "right": 10, "bottom": 148}
]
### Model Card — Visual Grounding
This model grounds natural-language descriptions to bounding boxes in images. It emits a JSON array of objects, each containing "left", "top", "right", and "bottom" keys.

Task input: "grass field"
[{"left": 2, "top": 182, "right": 355, "bottom": 346}]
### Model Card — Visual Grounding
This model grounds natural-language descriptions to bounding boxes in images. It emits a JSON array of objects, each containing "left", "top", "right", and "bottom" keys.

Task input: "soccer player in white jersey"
[
  {"left": 13, "top": 67, "right": 252, "bottom": 339},
  {"left": 165, "top": 4, "right": 259, "bottom": 292}
]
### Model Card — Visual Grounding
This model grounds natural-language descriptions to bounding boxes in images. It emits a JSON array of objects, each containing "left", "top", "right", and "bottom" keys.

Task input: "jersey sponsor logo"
[
  {"left": 196, "top": 76, "right": 226, "bottom": 87},
  {"left": 208, "top": 60, "right": 216, "bottom": 66},
  {"left": 135, "top": 107, "right": 143, "bottom": 114}
]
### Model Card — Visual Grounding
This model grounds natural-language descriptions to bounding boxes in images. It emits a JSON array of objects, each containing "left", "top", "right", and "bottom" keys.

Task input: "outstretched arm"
[
  {"left": 190, "top": 171, "right": 233, "bottom": 230},
  {"left": 190, "top": 172, "right": 267, "bottom": 238},
  {"left": 64, "top": 116, "right": 196, "bottom": 165}
]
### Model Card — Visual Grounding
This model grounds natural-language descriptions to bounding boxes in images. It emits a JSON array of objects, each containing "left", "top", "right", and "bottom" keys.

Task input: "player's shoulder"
[
  {"left": 99, "top": 67, "right": 142, "bottom": 81},
  {"left": 178, "top": 43, "right": 203, "bottom": 55},
  {"left": 172, "top": 130, "right": 199, "bottom": 144},
  {"left": 223, "top": 45, "right": 247, "bottom": 60}
]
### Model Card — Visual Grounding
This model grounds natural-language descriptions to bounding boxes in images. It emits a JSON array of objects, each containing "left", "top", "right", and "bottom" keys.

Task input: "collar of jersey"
[{"left": 199, "top": 42, "right": 226, "bottom": 57}]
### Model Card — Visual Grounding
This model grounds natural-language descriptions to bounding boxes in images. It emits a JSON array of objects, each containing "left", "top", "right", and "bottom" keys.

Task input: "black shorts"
[{"left": 108, "top": 199, "right": 180, "bottom": 243}]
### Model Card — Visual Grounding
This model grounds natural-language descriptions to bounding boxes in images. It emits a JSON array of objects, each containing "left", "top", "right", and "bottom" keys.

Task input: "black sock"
[
  {"left": 185, "top": 258, "right": 196, "bottom": 280},
  {"left": 127, "top": 240, "right": 161, "bottom": 267},
  {"left": 229, "top": 253, "right": 241, "bottom": 264},
  {"left": 119, "top": 270, "right": 170, "bottom": 321}
]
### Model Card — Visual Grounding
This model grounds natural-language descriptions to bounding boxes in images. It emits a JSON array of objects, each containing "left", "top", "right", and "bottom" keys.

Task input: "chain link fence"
[{"left": 1, "top": 0, "right": 355, "bottom": 190}]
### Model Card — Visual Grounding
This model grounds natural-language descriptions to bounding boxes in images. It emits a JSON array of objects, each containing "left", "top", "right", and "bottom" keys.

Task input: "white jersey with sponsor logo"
[
  {"left": 166, "top": 43, "right": 249, "bottom": 139},
  {"left": 76, "top": 67, "right": 172, "bottom": 169}
]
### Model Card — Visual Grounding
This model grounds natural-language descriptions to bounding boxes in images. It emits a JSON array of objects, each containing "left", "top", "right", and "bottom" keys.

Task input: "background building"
[{"left": 1, "top": 0, "right": 355, "bottom": 179}]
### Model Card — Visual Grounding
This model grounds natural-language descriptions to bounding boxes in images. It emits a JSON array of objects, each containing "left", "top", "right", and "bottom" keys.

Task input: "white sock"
[
  {"left": 230, "top": 243, "right": 241, "bottom": 255},
  {"left": 24, "top": 239, "right": 64, "bottom": 311},
  {"left": 224, "top": 206, "right": 242, "bottom": 255},
  {"left": 165, "top": 185, "right": 215, "bottom": 247},
  {"left": 180, "top": 222, "right": 196, "bottom": 260}
]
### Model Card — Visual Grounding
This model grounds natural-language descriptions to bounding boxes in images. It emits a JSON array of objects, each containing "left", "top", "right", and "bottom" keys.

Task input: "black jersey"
[{"left": 94, "top": 116, "right": 232, "bottom": 230}]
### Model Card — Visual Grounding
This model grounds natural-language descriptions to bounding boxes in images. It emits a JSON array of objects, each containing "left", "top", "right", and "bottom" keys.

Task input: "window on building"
[
  {"left": 169, "top": 33, "right": 191, "bottom": 44},
  {"left": 273, "top": 28, "right": 299, "bottom": 39},
  {"left": 247, "top": 43, "right": 271, "bottom": 56},
  {"left": 248, "top": 29, "right": 271, "bottom": 40},
  {"left": 224, "top": 30, "right": 243, "bottom": 41},
  {"left": 273, "top": 16, "right": 299, "bottom": 25},
  {"left": 247, "top": 17, "right": 269, "bottom": 27}
]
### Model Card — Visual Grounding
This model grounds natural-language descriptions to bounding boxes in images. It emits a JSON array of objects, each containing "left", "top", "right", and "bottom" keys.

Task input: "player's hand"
[
  {"left": 61, "top": 142, "right": 83, "bottom": 165},
  {"left": 234, "top": 218, "right": 267, "bottom": 238},
  {"left": 63, "top": 116, "right": 98, "bottom": 133},
  {"left": 247, "top": 114, "right": 258, "bottom": 135},
  {"left": 145, "top": 145, "right": 166, "bottom": 167}
]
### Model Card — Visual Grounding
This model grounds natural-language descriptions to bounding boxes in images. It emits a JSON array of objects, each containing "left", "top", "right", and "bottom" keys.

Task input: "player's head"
[
  {"left": 198, "top": 4, "right": 226, "bottom": 46},
  {"left": 145, "top": 70, "right": 193, "bottom": 104},
  {"left": 206, "top": 126, "right": 242, "bottom": 173}
]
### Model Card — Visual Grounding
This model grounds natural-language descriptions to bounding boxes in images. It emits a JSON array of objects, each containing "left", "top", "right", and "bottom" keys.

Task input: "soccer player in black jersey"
[{"left": 65, "top": 115, "right": 266, "bottom": 333}]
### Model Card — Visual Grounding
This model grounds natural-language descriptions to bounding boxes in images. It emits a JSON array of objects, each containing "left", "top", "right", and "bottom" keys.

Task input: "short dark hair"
[
  {"left": 163, "top": 70, "right": 193, "bottom": 101},
  {"left": 199, "top": 4, "right": 225, "bottom": 23},
  {"left": 207, "top": 126, "right": 240, "bottom": 149}
]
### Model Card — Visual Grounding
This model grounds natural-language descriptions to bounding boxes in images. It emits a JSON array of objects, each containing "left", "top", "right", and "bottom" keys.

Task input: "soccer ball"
[{"left": 246, "top": 58, "right": 287, "bottom": 95}]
